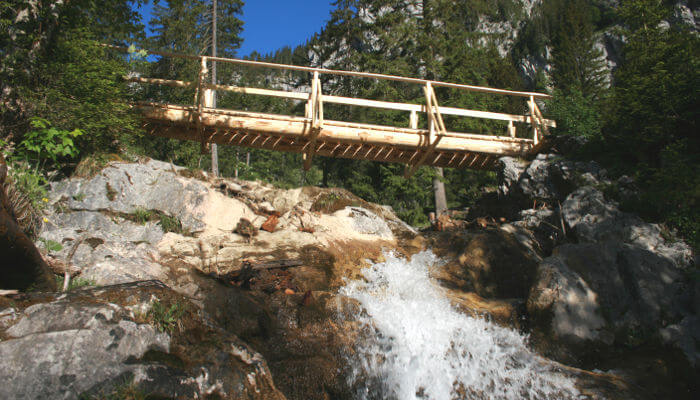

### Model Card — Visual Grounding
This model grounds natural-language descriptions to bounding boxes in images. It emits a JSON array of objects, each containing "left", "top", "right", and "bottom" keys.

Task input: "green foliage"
[
  {"left": 129, "top": 208, "right": 187, "bottom": 235},
  {"left": 158, "top": 214, "right": 185, "bottom": 235},
  {"left": 5, "top": 160, "right": 49, "bottom": 211},
  {"left": 132, "top": 208, "right": 155, "bottom": 225},
  {"left": 605, "top": 0, "right": 699, "bottom": 167},
  {"left": 147, "top": 300, "right": 187, "bottom": 334},
  {"left": 17, "top": 118, "right": 83, "bottom": 169},
  {"left": 26, "top": 30, "right": 138, "bottom": 155},
  {"left": 549, "top": 0, "right": 608, "bottom": 100}
]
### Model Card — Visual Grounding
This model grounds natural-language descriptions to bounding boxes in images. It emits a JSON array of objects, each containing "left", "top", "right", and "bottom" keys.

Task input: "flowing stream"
[{"left": 340, "top": 250, "right": 580, "bottom": 400}]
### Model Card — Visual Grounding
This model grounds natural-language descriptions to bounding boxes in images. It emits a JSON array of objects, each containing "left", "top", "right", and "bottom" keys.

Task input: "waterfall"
[{"left": 340, "top": 250, "right": 579, "bottom": 400}]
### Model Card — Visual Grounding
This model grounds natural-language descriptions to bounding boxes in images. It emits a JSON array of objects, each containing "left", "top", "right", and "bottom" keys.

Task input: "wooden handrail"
[
  {"left": 126, "top": 76, "right": 556, "bottom": 128},
  {"left": 108, "top": 44, "right": 551, "bottom": 99}
]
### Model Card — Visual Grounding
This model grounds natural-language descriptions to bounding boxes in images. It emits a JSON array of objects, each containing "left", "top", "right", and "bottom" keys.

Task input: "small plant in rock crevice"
[
  {"left": 55, "top": 276, "right": 95, "bottom": 291},
  {"left": 145, "top": 300, "right": 187, "bottom": 334},
  {"left": 79, "top": 377, "right": 147, "bottom": 400}
]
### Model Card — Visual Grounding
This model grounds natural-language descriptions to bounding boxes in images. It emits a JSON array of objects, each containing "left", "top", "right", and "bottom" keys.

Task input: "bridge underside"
[{"left": 138, "top": 103, "right": 538, "bottom": 170}]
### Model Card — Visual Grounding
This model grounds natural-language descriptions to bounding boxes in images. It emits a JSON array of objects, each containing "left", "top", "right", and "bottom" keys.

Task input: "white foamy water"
[{"left": 339, "top": 250, "right": 579, "bottom": 400}]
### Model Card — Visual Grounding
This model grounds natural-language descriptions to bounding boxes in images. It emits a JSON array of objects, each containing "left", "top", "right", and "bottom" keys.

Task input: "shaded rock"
[
  {"left": 660, "top": 316, "right": 700, "bottom": 366},
  {"left": 562, "top": 186, "right": 694, "bottom": 268},
  {"left": 497, "top": 154, "right": 606, "bottom": 206},
  {"left": 528, "top": 242, "right": 689, "bottom": 355},
  {"left": 1, "top": 172, "right": 56, "bottom": 291},
  {"left": 507, "top": 207, "right": 566, "bottom": 256},
  {"left": 438, "top": 230, "right": 538, "bottom": 299}
]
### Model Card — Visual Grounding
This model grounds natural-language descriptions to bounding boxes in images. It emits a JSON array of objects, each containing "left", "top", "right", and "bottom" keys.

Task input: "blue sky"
[{"left": 136, "top": 1, "right": 334, "bottom": 57}]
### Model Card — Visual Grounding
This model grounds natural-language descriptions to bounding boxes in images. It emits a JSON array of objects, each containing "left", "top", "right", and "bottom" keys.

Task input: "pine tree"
[{"left": 550, "top": 0, "right": 608, "bottom": 100}]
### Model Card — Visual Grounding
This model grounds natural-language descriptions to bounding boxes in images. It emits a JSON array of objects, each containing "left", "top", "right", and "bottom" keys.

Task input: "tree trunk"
[
  {"left": 433, "top": 167, "right": 447, "bottom": 216},
  {"left": 0, "top": 156, "right": 56, "bottom": 291}
]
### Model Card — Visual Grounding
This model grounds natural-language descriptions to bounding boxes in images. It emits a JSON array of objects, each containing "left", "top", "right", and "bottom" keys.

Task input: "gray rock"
[
  {"left": 497, "top": 154, "right": 606, "bottom": 205},
  {"left": 660, "top": 316, "right": 700, "bottom": 366},
  {"left": 497, "top": 157, "right": 527, "bottom": 196},
  {"left": 80, "top": 242, "right": 168, "bottom": 285},
  {"left": 528, "top": 242, "right": 688, "bottom": 348},
  {"left": 0, "top": 301, "right": 170, "bottom": 400},
  {"left": 510, "top": 208, "right": 566, "bottom": 255},
  {"left": 49, "top": 160, "right": 209, "bottom": 233},
  {"left": 528, "top": 253, "right": 609, "bottom": 344},
  {"left": 562, "top": 186, "right": 694, "bottom": 268},
  {"left": 0, "top": 282, "right": 285, "bottom": 400}
]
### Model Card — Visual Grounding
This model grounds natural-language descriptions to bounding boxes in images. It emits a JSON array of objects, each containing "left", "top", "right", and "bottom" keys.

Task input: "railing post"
[
  {"left": 197, "top": 57, "right": 211, "bottom": 153},
  {"left": 410, "top": 110, "right": 418, "bottom": 129},
  {"left": 507, "top": 120, "right": 515, "bottom": 137},
  {"left": 528, "top": 95, "right": 539, "bottom": 146},
  {"left": 304, "top": 71, "right": 323, "bottom": 170}
]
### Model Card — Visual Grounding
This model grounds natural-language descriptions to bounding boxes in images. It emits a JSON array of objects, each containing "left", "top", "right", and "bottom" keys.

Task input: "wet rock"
[
  {"left": 338, "top": 206, "right": 393, "bottom": 240},
  {"left": 438, "top": 230, "right": 538, "bottom": 299},
  {"left": 0, "top": 281, "right": 285, "bottom": 400}
]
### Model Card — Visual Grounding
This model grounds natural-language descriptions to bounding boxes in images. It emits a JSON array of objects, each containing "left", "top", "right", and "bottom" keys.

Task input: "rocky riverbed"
[{"left": 0, "top": 156, "right": 697, "bottom": 399}]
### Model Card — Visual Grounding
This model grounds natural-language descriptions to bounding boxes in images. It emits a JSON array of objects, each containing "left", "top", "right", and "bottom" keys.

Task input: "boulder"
[
  {"left": 528, "top": 242, "right": 689, "bottom": 352},
  {"left": 0, "top": 281, "right": 285, "bottom": 400},
  {"left": 497, "top": 154, "right": 607, "bottom": 206},
  {"left": 562, "top": 186, "right": 694, "bottom": 268},
  {"left": 497, "top": 156, "right": 527, "bottom": 197}
]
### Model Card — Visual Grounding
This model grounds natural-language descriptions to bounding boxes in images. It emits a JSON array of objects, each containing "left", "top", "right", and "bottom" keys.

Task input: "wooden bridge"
[{"left": 115, "top": 46, "right": 555, "bottom": 176}]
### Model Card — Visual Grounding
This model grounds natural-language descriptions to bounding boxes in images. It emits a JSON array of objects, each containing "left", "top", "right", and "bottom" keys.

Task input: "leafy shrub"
[
  {"left": 16, "top": 118, "right": 83, "bottom": 170},
  {"left": 132, "top": 208, "right": 154, "bottom": 224}
]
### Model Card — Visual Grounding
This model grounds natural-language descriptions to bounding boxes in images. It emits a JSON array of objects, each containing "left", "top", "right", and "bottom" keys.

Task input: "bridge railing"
[{"left": 109, "top": 45, "right": 554, "bottom": 169}]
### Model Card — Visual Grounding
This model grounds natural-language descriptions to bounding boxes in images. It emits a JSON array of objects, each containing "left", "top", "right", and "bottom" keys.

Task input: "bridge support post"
[{"left": 404, "top": 82, "right": 445, "bottom": 178}]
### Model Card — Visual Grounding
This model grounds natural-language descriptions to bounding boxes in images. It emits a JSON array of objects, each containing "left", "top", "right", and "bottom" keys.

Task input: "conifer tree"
[{"left": 550, "top": 0, "right": 608, "bottom": 100}]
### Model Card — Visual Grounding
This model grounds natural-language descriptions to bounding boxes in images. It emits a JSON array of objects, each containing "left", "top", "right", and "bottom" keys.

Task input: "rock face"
[
  {"left": 0, "top": 281, "right": 285, "bottom": 399},
  {"left": 495, "top": 154, "right": 697, "bottom": 368}
]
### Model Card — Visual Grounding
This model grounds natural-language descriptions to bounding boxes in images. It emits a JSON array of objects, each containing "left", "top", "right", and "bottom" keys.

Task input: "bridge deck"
[{"left": 140, "top": 103, "right": 539, "bottom": 170}]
